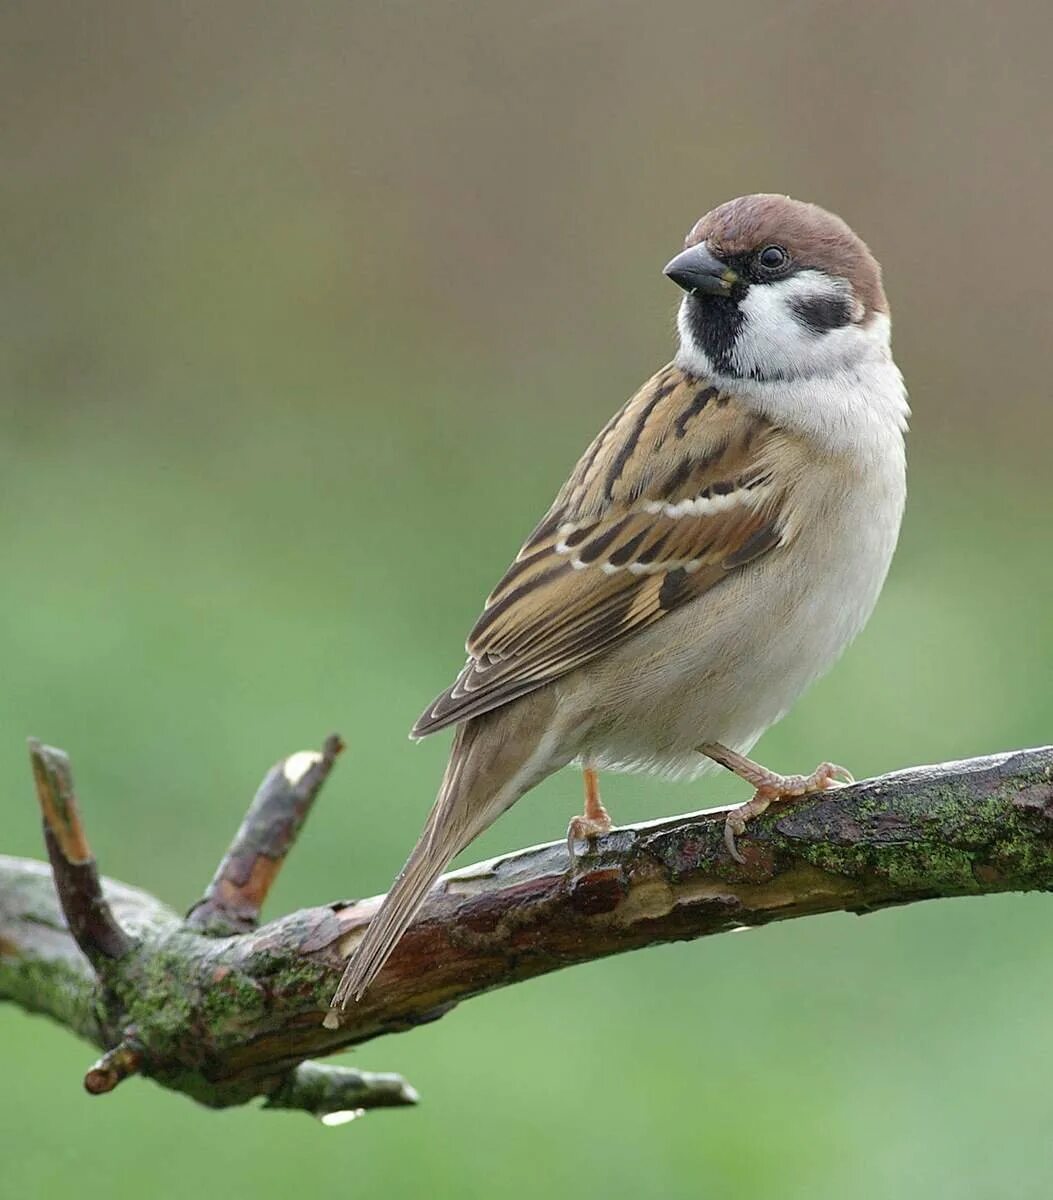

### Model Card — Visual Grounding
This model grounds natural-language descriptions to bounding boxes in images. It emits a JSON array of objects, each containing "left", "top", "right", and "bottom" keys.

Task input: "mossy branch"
[{"left": 1, "top": 740, "right": 1052, "bottom": 1121}]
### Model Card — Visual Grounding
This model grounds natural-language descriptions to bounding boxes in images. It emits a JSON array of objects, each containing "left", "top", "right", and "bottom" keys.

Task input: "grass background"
[{"left": 3, "top": 2, "right": 1052, "bottom": 1196}]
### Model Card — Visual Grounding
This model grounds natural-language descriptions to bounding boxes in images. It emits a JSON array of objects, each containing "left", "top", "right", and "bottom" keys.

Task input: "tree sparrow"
[{"left": 332, "top": 194, "right": 909, "bottom": 1010}]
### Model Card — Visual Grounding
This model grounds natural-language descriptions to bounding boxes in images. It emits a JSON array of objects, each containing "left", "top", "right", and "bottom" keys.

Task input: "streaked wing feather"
[{"left": 413, "top": 365, "right": 793, "bottom": 737}]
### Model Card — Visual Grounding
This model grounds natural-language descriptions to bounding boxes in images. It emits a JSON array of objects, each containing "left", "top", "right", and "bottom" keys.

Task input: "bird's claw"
[
  {"left": 721, "top": 760, "right": 855, "bottom": 864},
  {"left": 823, "top": 764, "right": 855, "bottom": 787},
  {"left": 566, "top": 814, "right": 612, "bottom": 861},
  {"left": 723, "top": 812, "right": 749, "bottom": 864}
]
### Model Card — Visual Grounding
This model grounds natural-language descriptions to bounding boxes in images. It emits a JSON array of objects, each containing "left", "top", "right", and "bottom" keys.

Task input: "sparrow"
[{"left": 332, "top": 194, "right": 909, "bottom": 1011}]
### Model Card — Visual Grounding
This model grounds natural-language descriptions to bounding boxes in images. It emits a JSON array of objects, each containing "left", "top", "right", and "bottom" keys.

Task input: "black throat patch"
[{"left": 682, "top": 294, "right": 744, "bottom": 375}]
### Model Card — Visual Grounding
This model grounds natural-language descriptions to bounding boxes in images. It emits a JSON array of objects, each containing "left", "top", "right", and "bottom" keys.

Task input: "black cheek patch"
[{"left": 789, "top": 293, "right": 853, "bottom": 334}]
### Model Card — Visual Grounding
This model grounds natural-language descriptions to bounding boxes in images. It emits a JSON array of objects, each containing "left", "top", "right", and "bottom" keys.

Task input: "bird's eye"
[{"left": 756, "top": 245, "right": 790, "bottom": 272}]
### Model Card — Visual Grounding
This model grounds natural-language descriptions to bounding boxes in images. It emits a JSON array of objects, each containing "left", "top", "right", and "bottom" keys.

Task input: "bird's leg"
[
  {"left": 566, "top": 761, "right": 612, "bottom": 858},
  {"left": 700, "top": 742, "right": 853, "bottom": 865}
]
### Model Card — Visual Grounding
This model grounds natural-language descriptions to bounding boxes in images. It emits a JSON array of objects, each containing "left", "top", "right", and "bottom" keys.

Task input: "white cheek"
[
  {"left": 674, "top": 271, "right": 870, "bottom": 384},
  {"left": 673, "top": 278, "right": 909, "bottom": 457},
  {"left": 731, "top": 271, "right": 859, "bottom": 381}
]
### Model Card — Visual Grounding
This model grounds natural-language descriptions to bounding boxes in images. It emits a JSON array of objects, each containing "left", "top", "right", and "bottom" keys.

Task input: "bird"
[{"left": 331, "top": 193, "right": 909, "bottom": 1012}]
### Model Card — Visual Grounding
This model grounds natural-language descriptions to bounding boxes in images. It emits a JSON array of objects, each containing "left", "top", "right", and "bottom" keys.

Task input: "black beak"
[{"left": 663, "top": 243, "right": 738, "bottom": 296}]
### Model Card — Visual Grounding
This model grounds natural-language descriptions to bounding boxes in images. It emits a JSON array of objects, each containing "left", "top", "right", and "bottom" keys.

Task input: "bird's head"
[{"left": 665, "top": 194, "right": 889, "bottom": 386}]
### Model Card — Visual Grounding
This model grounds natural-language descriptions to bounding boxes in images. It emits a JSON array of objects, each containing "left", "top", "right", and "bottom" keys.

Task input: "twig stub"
[
  {"left": 187, "top": 734, "right": 345, "bottom": 935},
  {"left": 263, "top": 1061, "right": 419, "bottom": 1119},
  {"left": 84, "top": 1041, "right": 143, "bottom": 1095},
  {"left": 28, "top": 739, "right": 133, "bottom": 965}
]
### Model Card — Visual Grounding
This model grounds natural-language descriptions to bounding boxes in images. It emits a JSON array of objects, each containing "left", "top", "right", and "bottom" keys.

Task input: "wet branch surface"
[{"left": 1, "top": 738, "right": 1052, "bottom": 1122}]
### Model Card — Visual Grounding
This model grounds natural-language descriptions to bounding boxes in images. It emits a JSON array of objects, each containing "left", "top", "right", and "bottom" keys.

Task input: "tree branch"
[
  {"left": 28, "top": 739, "right": 134, "bottom": 966},
  {"left": 187, "top": 734, "right": 344, "bottom": 935},
  {"left": 84, "top": 1041, "right": 144, "bottom": 1095},
  {"left": 2, "top": 741, "right": 1052, "bottom": 1120},
  {"left": 263, "top": 1061, "right": 419, "bottom": 1120}
]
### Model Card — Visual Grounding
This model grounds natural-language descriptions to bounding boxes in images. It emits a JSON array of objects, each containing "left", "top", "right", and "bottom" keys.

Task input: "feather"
[
  {"left": 412, "top": 365, "right": 793, "bottom": 738},
  {"left": 333, "top": 705, "right": 557, "bottom": 1006}
]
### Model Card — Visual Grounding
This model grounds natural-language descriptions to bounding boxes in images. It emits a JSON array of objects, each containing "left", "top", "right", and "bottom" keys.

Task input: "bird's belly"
[{"left": 564, "top": 468, "right": 903, "bottom": 779}]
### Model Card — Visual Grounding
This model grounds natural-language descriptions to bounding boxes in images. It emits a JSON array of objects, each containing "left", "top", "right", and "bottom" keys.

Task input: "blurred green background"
[{"left": 3, "top": 1, "right": 1052, "bottom": 1196}]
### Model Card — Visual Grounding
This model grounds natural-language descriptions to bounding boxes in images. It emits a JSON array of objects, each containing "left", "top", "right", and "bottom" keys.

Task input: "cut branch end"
[
  {"left": 84, "top": 1041, "right": 143, "bottom": 1095},
  {"left": 28, "top": 738, "right": 133, "bottom": 965},
  {"left": 187, "top": 734, "right": 345, "bottom": 935}
]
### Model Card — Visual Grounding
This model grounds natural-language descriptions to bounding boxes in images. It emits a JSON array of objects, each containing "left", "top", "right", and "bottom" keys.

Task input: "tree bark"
[{"left": 1, "top": 741, "right": 1051, "bottom": 1121}]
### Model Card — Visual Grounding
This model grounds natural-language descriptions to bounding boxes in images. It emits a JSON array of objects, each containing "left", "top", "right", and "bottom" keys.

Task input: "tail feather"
[
  {"left": 331, "top": 835, "right": 455, "bottom": 1007},
  {"left": 332, "top": 723, "right": 501, "bottom": 1008}
]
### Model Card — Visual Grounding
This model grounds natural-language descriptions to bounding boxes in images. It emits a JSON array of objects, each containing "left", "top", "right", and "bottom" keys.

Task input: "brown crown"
[{"left": 685, "top": 194, "right": 887, "bottom": 317}]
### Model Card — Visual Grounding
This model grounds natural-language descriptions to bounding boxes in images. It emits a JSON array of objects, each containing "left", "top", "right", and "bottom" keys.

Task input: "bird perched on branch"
[{"left": 332, "top": 194, "right": 909, "bottom": 1012}]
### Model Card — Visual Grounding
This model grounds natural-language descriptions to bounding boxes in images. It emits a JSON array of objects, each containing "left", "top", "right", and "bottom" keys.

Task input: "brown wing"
[{"left": 412, "top": 364, "right": 795, "bottom": 737}]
